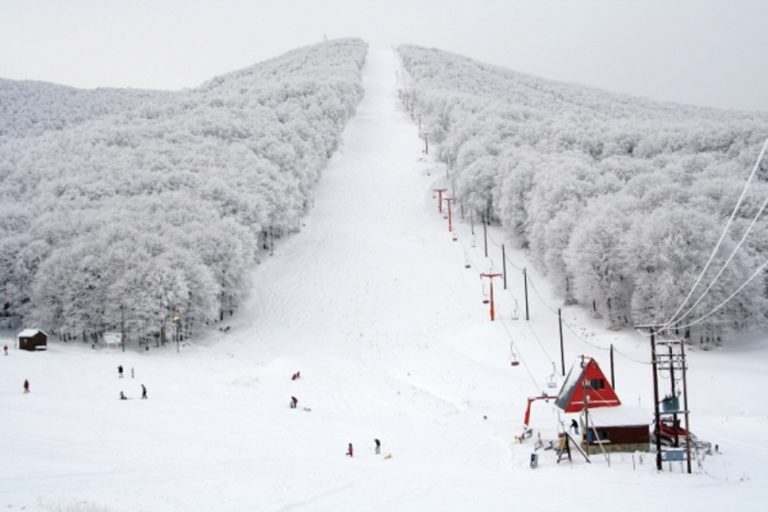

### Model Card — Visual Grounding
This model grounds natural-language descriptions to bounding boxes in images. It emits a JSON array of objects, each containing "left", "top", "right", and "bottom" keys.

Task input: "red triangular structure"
[{"left": 555, "top": 356, "right": 621, "bottom": 412}]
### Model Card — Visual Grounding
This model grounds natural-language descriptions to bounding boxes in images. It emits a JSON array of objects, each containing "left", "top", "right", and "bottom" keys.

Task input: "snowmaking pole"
[
  {"left": 480, "top": 273, "right": 503, "bottom": 321},
  {"left": 559, "top": 308, "right": 565, "bottom": 376},
  {"left": 669, "top": 344, "right": 679, "bottom": 448},
  {"left": 647, "top": 326, "right": 663, "bottom": 471},
  {"left": 483, "top": 215, "right": 488, "bottom": 257},
  {"left": 433, "top": 188, "right": 446, "bottom": 213},
  {"left": 523, "top": 268, "right": 530, "bottom": 321},
  {"left": 680, "top": 339, "right": 692, "bottom": 474},
  {"left": 582, "top": 357, "right": 590, "bottom": 457},
  {"left": 423, "top": 132, "right": 429, "bottom": 155},
  {"left": 502, "top": 244, "right": 507, "bottom": 290}
]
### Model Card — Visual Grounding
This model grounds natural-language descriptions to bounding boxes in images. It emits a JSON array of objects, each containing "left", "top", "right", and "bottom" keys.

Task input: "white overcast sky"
[{"left": 1, "top": 0, "right": 766, "bottom": 111}]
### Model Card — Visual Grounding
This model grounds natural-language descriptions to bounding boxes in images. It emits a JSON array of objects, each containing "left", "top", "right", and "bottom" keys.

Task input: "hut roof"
[
  {"left": 18, "top": 329, "right": 46, "bottom": 338},
  {"left": 587, "top": 406, "right": 650, "bottom": 427},
  {"left": 555, "top": 356, "right": 621, "bottom": 412}
]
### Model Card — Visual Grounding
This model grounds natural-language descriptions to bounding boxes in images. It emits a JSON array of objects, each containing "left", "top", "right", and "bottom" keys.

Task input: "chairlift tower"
[
  {"left": 433, "top": 188, "right": 447, "bottom": 213},
  {"left": 443, "top": 197, "right": 456, "bottom": 232},
  {"left": 480, "top": 273, "right": 502, "bottom": 321}
]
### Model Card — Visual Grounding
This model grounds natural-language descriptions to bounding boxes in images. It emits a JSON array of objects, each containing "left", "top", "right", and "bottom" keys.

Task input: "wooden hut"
[
  {"left": 18, "top": 329, "right": 48, "bottom": 351},
  {"left": 556, "top": 356, "right": 650, "bottom": 452},
  {"left": 584, "top": 406, "right": 651, "bottom": 453}
]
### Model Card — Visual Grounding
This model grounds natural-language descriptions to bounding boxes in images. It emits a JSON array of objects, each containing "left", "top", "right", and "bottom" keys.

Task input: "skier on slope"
[
  {"left": 23, "top": 379, "right": 29, "bottom": 393},
  {"left": 290, "top": 396, "right": 298, "bottom": 409},
  {"left": 346, "top": 443, "right": 354, "bottom": 457},
  {"left": 141, "top": 384, "right": 147, "bottom": 399},
  {"left": 374, "top": 438, "right": 381, "bottom": 455}
]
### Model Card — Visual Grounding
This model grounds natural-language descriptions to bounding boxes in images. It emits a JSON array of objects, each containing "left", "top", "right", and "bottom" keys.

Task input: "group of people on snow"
[
  {"left": 119, "top": 384, "right": 148, "bottom": 400},
  {"left": 118, "top": 365, "right": 147, "bottom": 400},
  {"left": 288, "top": 370, "right": 388, "bottom": 459},
  {"left": 346, "top": 439, "right": 386, "bottom": 458}
]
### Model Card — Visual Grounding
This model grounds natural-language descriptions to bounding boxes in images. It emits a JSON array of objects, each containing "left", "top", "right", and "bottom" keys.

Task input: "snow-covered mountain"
[
  {"left": 0, "top": 78, "right": 169, "bottom": 139},
  {"left": 0, "top": 38, "right": 367, "bottom": 341},
  {"left": 398, "top": 44, "right": 768, "bottom": 342},
  {"left": 2, "top": 47, "right": 766, "bottom": 512}
]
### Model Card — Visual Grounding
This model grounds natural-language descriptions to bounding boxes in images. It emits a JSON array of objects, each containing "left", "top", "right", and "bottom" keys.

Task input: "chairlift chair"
[
  {"left": 546, "top": 362, "right": 558, "bottom": 389},
  {"left": 510, "top": 342, "right": 520, "bottom": 367},
  {"left": 464, "top": 252, "right": 471, "bottom": 269},
  {"left": 482, "top": 284, "right": 490, "bottom": 304}
]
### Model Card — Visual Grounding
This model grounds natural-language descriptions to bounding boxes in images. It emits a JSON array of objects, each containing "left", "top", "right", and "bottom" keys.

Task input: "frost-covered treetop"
[
  {"left": 0, "top": 78, "right": 169, "bottom": 140},
  {"left": 399, "top": 44, "right": 768, "bottom": 343},
  {"left": 0, "top": 38, "right": 368, "bottom": 343}
]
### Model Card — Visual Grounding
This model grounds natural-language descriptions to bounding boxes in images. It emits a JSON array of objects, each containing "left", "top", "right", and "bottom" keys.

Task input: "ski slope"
[{"left": 2, "top": 48, "right": 767, "bottom": 512}]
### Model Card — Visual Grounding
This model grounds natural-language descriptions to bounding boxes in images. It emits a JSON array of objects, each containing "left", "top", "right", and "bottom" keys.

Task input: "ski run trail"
[{"left": 2, "top": 48, "right": 768, "bottom": 512}]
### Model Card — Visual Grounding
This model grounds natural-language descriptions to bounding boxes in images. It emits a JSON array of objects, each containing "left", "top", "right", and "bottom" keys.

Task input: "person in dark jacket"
[
  {"left": 290, "top": 396, "right": 298, "bottom": 409},
  {"left": 23, "top": 379, "right": 29, "bottom": 393},
  {"left": 374, "top": 438, "right": 381, "bottom": 455},
  {"left": 346, "top": 443, "right": 354, "bottom": 457},
  {"left": 141, "top": 384, "right": 147, "bottom": 399}
]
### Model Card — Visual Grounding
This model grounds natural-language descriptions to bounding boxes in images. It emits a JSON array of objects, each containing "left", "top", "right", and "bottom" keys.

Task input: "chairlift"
[
  {"left": 471, "top": 235, "right": 477, "bottom": 248},
  {"left": 510, "top": 299, "right": 519, "bottom": 320},
  {"left": 546, "top": 362, "right": 558, "bottom": 389},
  {"left": 510, "top": 342, "right": 520, "bottom": 367},
  {"left": 482, "top": 283, "right": 490, "bottom": 304},
  {"left": 464, "top": 252, "right": 471, "bottom": 269},
  {"left": 452, "top": 233, "right": 458, "bottom": 242}
]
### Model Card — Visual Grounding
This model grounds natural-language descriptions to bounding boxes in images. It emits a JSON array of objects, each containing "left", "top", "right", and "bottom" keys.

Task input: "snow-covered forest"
[
  {"left": 0, "top": 38, "right": 367, "bottom": 344},
  {"left": 0, "top": 78, "right": 170, "bottom": 139},
  {"left": 398, "top": 45, "right": 768, "bottom": 343}
]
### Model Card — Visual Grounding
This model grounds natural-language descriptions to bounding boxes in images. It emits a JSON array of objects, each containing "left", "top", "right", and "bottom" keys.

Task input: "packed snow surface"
[{"left": 2, "top": 49, "right": 767, "bottom": 512}]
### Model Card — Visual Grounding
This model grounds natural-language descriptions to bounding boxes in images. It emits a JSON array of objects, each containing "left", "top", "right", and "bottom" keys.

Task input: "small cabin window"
[
  {"left": 588, "top": 429, "right": 611, "bottom": 444},
  {"left": 589, "top": 378, "right": 605, "bottom": 390}
]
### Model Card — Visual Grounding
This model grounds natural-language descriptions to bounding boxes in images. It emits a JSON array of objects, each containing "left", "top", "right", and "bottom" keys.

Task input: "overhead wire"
[
  {"left": 498, "top": 314, "right": 543, "bottom": 392},
  {"left": 432, "top": 153, "right": 654, "bottom": 380},
  {"left": 528, "top": 273, "right": 651, "bottom": 365},
  {"left": 662, "top": 138, "right": 768, "bottom": 331},
  {"left": 441, "top": 203, "right": 551, "bottom": 393},
  {"left": 672, "top": 258, "right": 768, "bottom": 330},
  {"left": 668, "top": 193, "right": 768, "bottom": 328}
]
